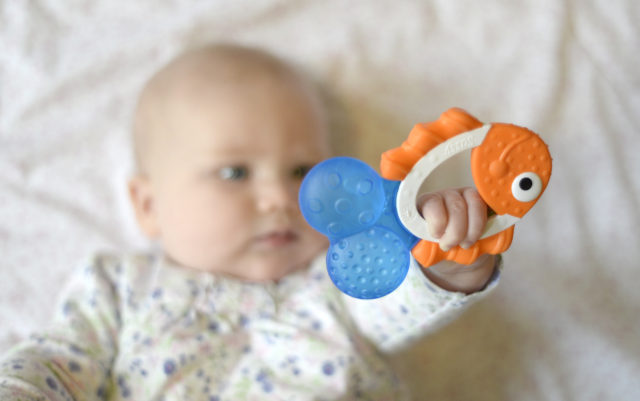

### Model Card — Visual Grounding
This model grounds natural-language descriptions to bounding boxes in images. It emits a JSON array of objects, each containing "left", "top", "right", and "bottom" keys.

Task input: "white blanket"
[{"left": 2, "top": 1, "right": 639, "bottom": 399}]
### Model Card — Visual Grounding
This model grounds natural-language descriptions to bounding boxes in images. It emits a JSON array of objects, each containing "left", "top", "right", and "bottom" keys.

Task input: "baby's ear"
[{"left": 128, "top": 175, "right": 161, "bottom": 238}]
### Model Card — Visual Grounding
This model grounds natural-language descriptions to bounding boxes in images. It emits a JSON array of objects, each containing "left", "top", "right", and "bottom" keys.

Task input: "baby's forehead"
[
  {"left": 133, "top": 45, "right": 309, "bottom": 166},
  {"left": 133, "top": 45, "right": 330, "bottom": 174},
  {"left": 154, "top": 46, "right": 299, "bottom": 98},
  {"left": 139, "top": 46, "right": 314, "bottom": 137}
]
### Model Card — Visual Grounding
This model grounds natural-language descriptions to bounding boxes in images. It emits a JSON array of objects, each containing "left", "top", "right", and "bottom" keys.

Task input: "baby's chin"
[
  {"left": 238, "top": 258, "right": 313, "bottom": 282},
  {"left": 239, "top": 236, "right": 327, "bottom": 282},
  {"left": 172, "top": 235, "right": 327, "bottom": 281}
]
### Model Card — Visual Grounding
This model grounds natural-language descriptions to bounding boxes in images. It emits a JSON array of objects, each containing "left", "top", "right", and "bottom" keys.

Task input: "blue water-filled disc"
[
  {"left": 326, "top": 226, "right": 410, "bottom": 299},
  {"left": 299, "top": 157, "right": 386, "bottom": 240}
]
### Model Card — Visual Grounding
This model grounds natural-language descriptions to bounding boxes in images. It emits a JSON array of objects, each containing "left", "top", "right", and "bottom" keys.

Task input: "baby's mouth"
[{"left": 255, "top": 230, "right": 298, "bottom": 247}]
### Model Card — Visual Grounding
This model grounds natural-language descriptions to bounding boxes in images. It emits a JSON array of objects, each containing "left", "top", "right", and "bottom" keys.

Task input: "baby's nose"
[{"left": 256, "top": 178, "right": 297, "bottom": 212}]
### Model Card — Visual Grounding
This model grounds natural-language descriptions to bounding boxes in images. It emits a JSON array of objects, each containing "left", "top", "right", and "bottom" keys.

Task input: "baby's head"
[{"left": 129, "top": 44, "right": 330, "bottom": 281}]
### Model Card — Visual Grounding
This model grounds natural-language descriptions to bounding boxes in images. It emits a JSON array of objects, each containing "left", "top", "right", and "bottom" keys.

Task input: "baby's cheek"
[{"left": 302, "top": 226, "right": 330, "bottom": 254}]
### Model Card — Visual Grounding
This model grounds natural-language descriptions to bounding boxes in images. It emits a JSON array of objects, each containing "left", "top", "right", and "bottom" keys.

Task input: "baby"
[{"left": 0, "top": 44, "right": 498, "bottom": 400}]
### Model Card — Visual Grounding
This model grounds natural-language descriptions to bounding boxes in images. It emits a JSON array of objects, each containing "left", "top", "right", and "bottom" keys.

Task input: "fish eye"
[
  {"left": 511, "top": 172, "right": 542, "bottom": 202},
  {"left": 219, "top": 166, "right": 248, "bottom": 181}
]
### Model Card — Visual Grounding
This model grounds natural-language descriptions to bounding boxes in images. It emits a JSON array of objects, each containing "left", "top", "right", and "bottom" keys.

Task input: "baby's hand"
[
  {"left": 418, "top": 187, "right": 487, "bottom": 252},
  {"left": 418, "top": 187, "right": 496, "bottom": 294}
]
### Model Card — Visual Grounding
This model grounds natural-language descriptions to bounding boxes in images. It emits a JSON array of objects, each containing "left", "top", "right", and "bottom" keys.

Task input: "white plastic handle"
[{"left": 396, "top": 124, "right": 519, "bottom": 242}]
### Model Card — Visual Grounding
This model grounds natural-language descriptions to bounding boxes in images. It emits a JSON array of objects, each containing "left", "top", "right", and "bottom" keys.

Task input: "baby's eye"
[
  {"left": 292, "top": 165, "right": 313, "bottom": 179},
  {"left": 219, "top": 166, "right": 248, "bottom": 181}
]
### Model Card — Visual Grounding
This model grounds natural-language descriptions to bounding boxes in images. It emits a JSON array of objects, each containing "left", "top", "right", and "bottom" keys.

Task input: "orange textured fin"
[
  {"left": 381, "top": 108, "right": 483, "bottom": 180},
  {"left": 412, "top": 226, "right": 514, "bottom": 267}
]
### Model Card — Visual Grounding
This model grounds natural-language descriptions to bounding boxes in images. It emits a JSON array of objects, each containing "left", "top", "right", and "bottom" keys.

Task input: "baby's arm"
[
  {"left": 418, "top": 187, "right": 497, "bottom": 294},
  {"left": 341, "top": 187, "right": 500, "bottom": 353},
  {"left": 0, "top": 256, "right": 120, "bottom": 401}
]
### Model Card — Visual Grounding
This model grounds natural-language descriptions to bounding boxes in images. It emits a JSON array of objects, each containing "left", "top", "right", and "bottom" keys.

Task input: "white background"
[{"left": 1, "top": 1, "right": 639, "bottom": 399}]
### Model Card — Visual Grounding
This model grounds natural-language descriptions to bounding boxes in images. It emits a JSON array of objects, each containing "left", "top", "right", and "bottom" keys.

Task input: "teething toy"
[{"left": 299, "top": 108, "right": 552, "bottom": 299}]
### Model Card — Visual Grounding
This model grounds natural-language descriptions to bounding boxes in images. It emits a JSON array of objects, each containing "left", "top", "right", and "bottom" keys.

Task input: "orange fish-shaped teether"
[
  {"left": 381, "top": 108, "right": 552, "bottom": 267},
  {"left": 299, "top": 107, "right": 552, "bottom": 299}
]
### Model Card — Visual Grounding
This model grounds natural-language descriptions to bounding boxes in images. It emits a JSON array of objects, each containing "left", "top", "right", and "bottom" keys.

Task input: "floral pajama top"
[{"left": 0, "top": 252, "right": 499, "bottom": 400}]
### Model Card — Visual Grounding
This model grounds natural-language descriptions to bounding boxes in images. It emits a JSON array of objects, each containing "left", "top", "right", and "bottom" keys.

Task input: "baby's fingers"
[
  {"left": 438, "top": 190, "right": 469, "bottom": 251},
  {"left": 460, "top": 188, "right": 488, "bottom": 249},
  {"left": 418, "top": 188, "right": 488, "bottom": 252},
  {"left": 418, "top": 193, "right": 447, "bottom": 239}
]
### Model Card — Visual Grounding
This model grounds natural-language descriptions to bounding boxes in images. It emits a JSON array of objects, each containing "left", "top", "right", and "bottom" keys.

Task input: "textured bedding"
[{"left": 1, "top": 1, "right": 639, "bottom": 399}]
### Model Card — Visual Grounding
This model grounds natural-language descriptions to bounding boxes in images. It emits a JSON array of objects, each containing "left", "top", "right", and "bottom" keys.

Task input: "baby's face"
[{"left": 143, "top": 76, "right": 330, "bottom": 281}]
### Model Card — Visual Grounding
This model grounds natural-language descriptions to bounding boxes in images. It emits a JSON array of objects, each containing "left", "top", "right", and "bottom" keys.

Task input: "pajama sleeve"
[
  {"left": 342, "top": 255, "right": 501, "bottom": 353},
  {"left": 0, "top": 255, "right": 122, "bottom": 401}
]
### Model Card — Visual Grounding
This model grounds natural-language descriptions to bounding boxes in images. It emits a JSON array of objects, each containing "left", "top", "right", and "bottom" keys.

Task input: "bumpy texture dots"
[
  {"left": 299, "top": 157, "right": 413, "bottom": 299},
  {"left": 327, "top": 227, "right": 409, "bottom": 299},
  {"left": 299, "top": 157, "right": 386, "bottom": 240}
]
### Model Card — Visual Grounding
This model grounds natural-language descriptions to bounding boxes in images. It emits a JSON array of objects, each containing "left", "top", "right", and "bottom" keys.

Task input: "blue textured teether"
[{"left": 299, "top": 157, "right": 418, "bottom": 299}]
